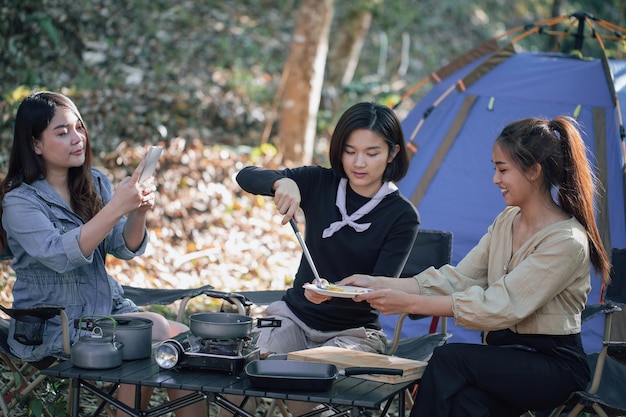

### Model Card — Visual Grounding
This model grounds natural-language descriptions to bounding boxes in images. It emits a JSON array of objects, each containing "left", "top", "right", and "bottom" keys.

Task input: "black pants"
[{"left": 410, "top": 339, "right": 589, "bottom": 417}]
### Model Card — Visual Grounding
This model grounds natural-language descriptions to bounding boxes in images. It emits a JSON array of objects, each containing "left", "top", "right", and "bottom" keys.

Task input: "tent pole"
[
  {"left": 592, "top": 108, "right": 612, "bottom": 252},
  {"left": 573, "top": 12, "right": 587, "bottom": 50},
  {"left": 411, "top": 95, "right": 478, "bottom": 207}
]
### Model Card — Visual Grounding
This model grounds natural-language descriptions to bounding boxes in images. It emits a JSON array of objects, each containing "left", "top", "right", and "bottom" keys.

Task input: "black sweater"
[{"left": 236, "top": 165, "right": 419, "bottom": 331}]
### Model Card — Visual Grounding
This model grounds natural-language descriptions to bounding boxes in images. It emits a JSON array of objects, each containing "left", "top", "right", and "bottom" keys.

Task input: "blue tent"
[{"left": 380, "top": 13, "right": 626, "bottom": 353}]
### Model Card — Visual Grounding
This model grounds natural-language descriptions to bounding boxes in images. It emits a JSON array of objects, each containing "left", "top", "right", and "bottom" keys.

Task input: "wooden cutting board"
[{"left": 287, "top": 346, "right": 427, "bottom": 383}]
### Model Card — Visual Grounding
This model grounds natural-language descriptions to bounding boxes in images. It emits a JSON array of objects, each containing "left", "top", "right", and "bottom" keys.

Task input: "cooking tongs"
[{"left": 289, "top": 218, "right": 327, "bottom": 288}]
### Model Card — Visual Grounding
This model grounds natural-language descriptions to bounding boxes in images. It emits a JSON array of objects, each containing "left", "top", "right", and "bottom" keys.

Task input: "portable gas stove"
[{"left": 155, "top": 330, "right": 260, "bottom": 373}]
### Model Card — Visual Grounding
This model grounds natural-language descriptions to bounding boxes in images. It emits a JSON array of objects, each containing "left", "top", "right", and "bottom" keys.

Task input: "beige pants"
[{"left": 255, "top": 300, "right": 387, "bottom": 355}]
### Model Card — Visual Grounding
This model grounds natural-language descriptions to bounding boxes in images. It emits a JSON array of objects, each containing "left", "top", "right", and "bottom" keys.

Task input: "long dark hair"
[
  {"left": 0, "top": 91, "right": 103, "bottom": 252},
  {"left": 328, "top": 102, "right": 410, "bottom": 182},
  {"left": 495, "top": 116, "right": 610, "bottom": 283}
]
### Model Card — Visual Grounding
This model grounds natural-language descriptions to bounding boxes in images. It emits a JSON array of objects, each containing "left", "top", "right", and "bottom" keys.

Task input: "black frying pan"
[{"left": 245, "top": 359, "right": 403, "bottom": 391}]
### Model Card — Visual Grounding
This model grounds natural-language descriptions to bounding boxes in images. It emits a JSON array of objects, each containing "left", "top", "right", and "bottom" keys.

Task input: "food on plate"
[
  {"left": 326, "top": 284, "right": 370, "bottom": 293},
  {"left": 303, "top": 283, "right": 372, "bottom": 298}
]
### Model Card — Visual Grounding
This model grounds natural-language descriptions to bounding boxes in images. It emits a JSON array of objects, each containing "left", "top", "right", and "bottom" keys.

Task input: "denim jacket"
[{"left": 2, "top": 168, "right": 146, "bottom": 361}]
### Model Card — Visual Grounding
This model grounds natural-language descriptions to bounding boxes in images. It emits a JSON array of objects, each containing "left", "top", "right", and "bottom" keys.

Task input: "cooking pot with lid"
[{"left": 96, "top": 315, "right": 153, "bottom": 360}]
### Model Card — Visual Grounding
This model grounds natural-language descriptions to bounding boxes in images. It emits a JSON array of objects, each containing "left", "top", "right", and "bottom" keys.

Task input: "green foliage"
[
  {"left": 35, "top": 379, "right": 68, "bottom": 417},
  {"left": 32, "top": 12, "right": 61, "bottom": 47},
  {"left": 1, "top": 0, "right": 625, "bottom": 160},
  {"left": 226, "top": 62, "right": 274, "bottom": 104},
  {"left": 249, "top": 143, "right": 278, "bottom": 164},
  {"left": 1, "top": 1, "right": 91, "bottom": 87},
  {"left": 0, "top": 370, "right": 67, "bottom": 417},
  {"left": 27, "top": 396, "right": 44, "bottom": 417},
  {"left": 358, "top": 0, "right": 623, "bottom": 85}
]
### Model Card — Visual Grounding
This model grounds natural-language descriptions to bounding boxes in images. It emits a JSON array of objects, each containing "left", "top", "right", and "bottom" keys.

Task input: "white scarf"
[{"left": 322, "top": 178, "right": 397, "bottom": 238}]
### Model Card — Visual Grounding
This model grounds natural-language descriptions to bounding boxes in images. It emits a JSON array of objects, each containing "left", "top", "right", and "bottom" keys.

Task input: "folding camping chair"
[
  {"left": 0, "top": 306, "right": 70, "bottom": 417},
  {"left": 1, "top": 245, "right": 74, "bottom": 416},
  {"left": 382, "top": 229, "right": 454, "bottom": 410},
  {"left": 386, "top": 229, "right": 454, "bottom": 360},
  {"left": 546, "top": 247, "right": 626, "bottom": 417}
]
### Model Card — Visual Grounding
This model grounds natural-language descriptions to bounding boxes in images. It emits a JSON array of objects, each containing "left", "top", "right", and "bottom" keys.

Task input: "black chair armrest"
[
  {"left": 121, "top": 285, "right": 252, "bottom": 321},
  {"left": 0, "top": 305, "right": 64, "bottom": 321},
  {"left": 0, "top": 305, "right": 70, "bottom": 354},
  {"left": 237, "top": 290, "right": 285, "bottom": 306},
  {"left": 582, "top": 302, "right": 622, "bottom": 322},
  {"left": 604, "top": 341, "right": 626, "bottom": 365}
]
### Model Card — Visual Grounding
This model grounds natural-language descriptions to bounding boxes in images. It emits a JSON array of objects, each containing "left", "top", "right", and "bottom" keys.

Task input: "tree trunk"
[
  {"left": 326, "top": 6, "right": 372, "bottom": 89},
  {"left": 324, "top": 5, "right": 372, "bottom": 114},
  {"left": 551, "top": 0, "right": 563, "bottom": 17},
  {"left": 277, "top": 0, "right": 335, "bottom": 166}
]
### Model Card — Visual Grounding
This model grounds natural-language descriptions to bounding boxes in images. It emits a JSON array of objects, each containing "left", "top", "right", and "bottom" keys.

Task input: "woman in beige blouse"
[{"left": 342, "top": 116, "right": 611, "bottom": 416}]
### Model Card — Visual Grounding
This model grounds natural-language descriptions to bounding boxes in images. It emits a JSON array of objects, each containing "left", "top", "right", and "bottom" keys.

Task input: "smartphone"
[{"left": 139, "top": 146, "right": 163, "bottom": 183}]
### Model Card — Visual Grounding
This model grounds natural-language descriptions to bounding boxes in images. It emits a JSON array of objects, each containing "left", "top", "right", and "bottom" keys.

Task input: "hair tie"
[{"left": 553, "top": 129, "right": 561, "bottom": 140}]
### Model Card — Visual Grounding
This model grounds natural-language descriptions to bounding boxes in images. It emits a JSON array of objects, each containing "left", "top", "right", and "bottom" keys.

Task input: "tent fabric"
[{"left": 380, "top": 48, "right": 626, "bottom": 353}]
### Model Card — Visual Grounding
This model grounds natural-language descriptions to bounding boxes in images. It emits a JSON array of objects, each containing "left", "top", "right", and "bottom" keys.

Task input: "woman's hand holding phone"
[{"left": 139, "top": 146, "right": 163, "bottom": 184}]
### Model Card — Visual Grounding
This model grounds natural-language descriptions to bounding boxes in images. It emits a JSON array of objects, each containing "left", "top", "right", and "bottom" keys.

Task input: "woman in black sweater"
[{"left": 236, "top": 102, "right": 419, "bottom": 355}]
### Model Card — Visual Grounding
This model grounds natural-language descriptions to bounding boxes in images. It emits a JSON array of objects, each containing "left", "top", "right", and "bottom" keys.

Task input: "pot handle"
[
  {"left": 76, "top": 315, "right": 117, "bottom": 334},
  {"left": 343, "top": 367, "right": 403, "bottom": 376},
  {"left": 257, "top": 317, "right": 282, "bottom": 328}
]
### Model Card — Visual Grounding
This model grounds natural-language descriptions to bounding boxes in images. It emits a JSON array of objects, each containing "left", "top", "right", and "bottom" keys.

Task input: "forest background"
[{"left": 1, "top": 0, "right": 625, "bottom": 316}]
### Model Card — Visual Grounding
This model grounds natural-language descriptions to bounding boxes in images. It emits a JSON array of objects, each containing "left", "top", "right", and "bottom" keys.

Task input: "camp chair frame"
[
  {"left": 384, "top": 229, "right": 454, "bottom": 411},
  {"left": 0, "top": 306, "right": 70, "bottom": 417},
  {"left": 547, "top": 247, "right": 626, "bottom": 417},
  {"left": 388, "top": 229, "right": 454, "bottom": 360},
  {"left": 121, "top": 283, "right": 251, "bottom": 320}
]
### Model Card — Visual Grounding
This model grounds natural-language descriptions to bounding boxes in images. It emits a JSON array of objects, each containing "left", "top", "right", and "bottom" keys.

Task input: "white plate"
[{"left": 303, "top": 283, "right": 372, "bottom": 298}]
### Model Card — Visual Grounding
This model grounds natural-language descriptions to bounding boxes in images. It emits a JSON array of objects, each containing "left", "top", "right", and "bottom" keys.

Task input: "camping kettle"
[{"left": 71, "top": 316, "right": 124, "bottom": 369}]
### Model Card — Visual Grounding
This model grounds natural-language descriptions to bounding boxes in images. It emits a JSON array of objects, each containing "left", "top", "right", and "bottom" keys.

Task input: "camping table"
[{"left": 40, "top": 357, "right": 415, "bottom": 417}]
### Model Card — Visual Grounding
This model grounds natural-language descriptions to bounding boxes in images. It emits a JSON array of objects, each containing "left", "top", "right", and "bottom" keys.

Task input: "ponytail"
[{"left": 551, "top": 117, "right": 610, "bottom": 283}]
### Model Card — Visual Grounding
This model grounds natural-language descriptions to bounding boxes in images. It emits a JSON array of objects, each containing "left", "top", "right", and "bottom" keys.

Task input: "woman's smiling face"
[
  {"left": 492, "top": 142, "right": 535, "bottom": 207},
  {"left": 341, "top": 128, "right": 398, "bottom": 197}
]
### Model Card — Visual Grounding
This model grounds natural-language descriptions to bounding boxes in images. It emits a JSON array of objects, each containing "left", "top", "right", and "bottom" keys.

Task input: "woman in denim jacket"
[{"left": 0, "top": 91, "right": 206, "bottom": 416}]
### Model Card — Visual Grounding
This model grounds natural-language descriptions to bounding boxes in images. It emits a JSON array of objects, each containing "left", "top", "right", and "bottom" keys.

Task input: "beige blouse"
[{"left": 415, "top": 206, "right": 591, "bottom": 335}]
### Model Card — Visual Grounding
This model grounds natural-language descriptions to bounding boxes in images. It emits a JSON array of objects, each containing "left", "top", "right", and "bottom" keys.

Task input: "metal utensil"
[{"left": 289, "top": 218, "right": 326, "bottom": 288}]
